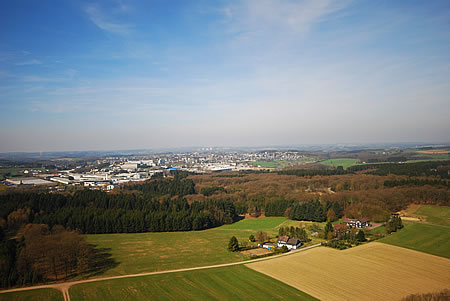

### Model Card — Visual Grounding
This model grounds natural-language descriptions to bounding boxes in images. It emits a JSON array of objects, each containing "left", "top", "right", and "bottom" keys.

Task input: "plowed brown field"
[{"left": 246, "top": 242, "right": 450, "bottom": 301}]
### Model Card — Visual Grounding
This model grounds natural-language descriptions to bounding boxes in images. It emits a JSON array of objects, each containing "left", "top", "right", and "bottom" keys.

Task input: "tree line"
[
  {"left": 384, "top": 179, "right": 449, "bottom": 188},
  {"left": 348, "top": 161, "right": 450, "bottom": 179},
  {"left": 289, "top": 200, "right": 343, "bottom": 222},
  {"left": 278, "top": 226, "right": 310, "bottom": 242},
  {"left": 278, "top": 169, "right": 349, "bottom": 177},
  {"left": 122, "top": 175, "right": 195, "bottom": 196}
]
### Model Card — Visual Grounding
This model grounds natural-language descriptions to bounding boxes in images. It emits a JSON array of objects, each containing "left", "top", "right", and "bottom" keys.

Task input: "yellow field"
[
  {"left": 246, "top": 242, "right": 450, "bottom": 301},
  {"left": 416, "top": 149, "right": 449, "bottom": 154}
]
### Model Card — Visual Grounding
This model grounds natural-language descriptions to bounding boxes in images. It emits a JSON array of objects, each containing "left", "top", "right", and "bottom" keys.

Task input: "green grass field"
[
  {"left": 379, "top": 222, "right": 450, "bottom": 259},
  {"left": 317, "top": 158, "right": 361, "bottom": 169},
  {"left": 70, "top": 265, "right": 317, "bottom": 301},
  {"left": 251, "top": 157, "right": 318, "bottom": 169},
  {"left": 0, "top": 288, "right": 63, "bottom": 301},
  {"left": 379, "top": 205, "right": 450, "bottom": 258},
  {"left": 86, "top": 217, "right": 305, "bottom": 277},
  {"left": 414, "top": 206, "right": 450, "bottom": 227}
]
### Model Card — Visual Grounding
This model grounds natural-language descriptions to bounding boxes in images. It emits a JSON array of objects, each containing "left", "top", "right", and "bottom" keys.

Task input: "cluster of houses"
[
  {"left": 256, "top": 217, "right": 371, "bottom": 252},
  {"left": 259, "top": 236, "right": 303, "bottom": 251}
]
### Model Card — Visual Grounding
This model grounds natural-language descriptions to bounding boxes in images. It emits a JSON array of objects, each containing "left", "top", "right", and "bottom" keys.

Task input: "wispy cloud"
[
  {"left": 217, "top": 0, "right": 352, "bottom": 67},
  {"left": 15, "top": 59, "right": 42, "bottom": 66},
  {"left": 224, "top": 0, "right": 351, "bottom": 36},
  {"left": 84, "top": 4, "right": 132, "bottom": 35}
]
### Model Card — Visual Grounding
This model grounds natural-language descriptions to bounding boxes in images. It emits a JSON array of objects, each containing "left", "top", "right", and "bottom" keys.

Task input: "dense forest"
[{"left": 0, "top": 177, "right": 238, "bottom": 235}]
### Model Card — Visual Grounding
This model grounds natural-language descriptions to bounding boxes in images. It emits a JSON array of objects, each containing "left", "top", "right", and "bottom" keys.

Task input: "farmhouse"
[
  {"left": 277, "top": 236, "right": 302, "bottom": 250},
  {"left": 343, "top": 218, "right": 370, "bottom": 228}
]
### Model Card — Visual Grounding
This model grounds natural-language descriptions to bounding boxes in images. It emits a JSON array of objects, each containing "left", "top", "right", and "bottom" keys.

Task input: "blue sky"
[{"left": 1, "top": 0, "right": 449, "bottom": 152}]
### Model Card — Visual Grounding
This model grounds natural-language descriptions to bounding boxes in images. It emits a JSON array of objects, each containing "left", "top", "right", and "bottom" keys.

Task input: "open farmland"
[
  {"left": 316, "top": 158, "right": 361, "bottom": 169},
  {"left": 86, "top": 217, "right": 297, "bottom": 276},
  {"left": 0, "top": 288, "right": 63, "bottom": 301},
  {"left": 247, "top": 242, "right": 450, "bottom": 301},
  {"left": 379, "top": 205, "right": 450, "bottom": 258},
  {"left": 69, "top": 265, "right": 317, "bottom": 301},
  {"left": 379, "top": 222, "right": 450, "bottom": 258}
]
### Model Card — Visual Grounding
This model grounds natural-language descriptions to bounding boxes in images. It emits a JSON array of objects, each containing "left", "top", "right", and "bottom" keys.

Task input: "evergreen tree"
[
  {"left": 332, "top": 202, "right": 342, "bottom": 218},
  {"left": 228, "top": 236, "right": 239, "bottom": 252},
  {"left": 324, "top": 221, "right": 334, "bottom": 240},
  {"left": 356, "top": 230, "right": 366, "bottom": 242},
  {"left": 325, "top": 221, "right": 333, "bottom": 234}
]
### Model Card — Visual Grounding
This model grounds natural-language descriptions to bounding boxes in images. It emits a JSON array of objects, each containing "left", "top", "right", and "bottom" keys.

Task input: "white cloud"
[
  {"left": 223, "top": 0, "right": 351, "bottom": 37},
  {"left": 84, "top": 4, "right": 132, "bottom": 35}
]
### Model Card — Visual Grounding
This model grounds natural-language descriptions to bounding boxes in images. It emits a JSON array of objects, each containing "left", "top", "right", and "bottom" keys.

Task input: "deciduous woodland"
[{"left": 0, "top": 161, "right": 448, "bottom": 288}]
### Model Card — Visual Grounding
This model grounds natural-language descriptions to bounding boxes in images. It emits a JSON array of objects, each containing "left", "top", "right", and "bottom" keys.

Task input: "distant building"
[
  {"left": 121, "top": 163, "right": 138, "bottom": 170},
  {"left": 50, "top": 177, "right": 72, "bottom": 185},
  {"left": 6, "top": 177, "right": 55, "bottom": 186},
  {"left": 342, "top": 218, "right": 370, "bottom": 228}
]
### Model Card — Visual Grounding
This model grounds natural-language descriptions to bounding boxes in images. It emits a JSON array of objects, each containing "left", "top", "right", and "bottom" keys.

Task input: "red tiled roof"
[
  {"left": 343, "top": 217, "right": 369, "bottom": 223},
  {"left": 286, "top": 238, "right": 301, "bottom": 245},
  {"left": 278, "top": 235, "right": 289, "bottom": 242}
]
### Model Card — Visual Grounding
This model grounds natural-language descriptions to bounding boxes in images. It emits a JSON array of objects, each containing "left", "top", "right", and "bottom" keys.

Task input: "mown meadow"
[
  {"left": 85, "top": 217, "right": 315, "bottom": 276},
  {"left": 0, "top": 288, "right": 63, "bottom": 301},
  {"left": 69, "top": 265, "right": 317, "bottom": 301}
]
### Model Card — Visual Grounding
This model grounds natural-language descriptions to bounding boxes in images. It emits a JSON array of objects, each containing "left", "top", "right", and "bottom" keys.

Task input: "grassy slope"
[
  {"left": 379, "top": 222, "right": 450, "bottom": 258},
  {"left": 86, "top": 217, "right": 294, "bottom": 276},
  {"left": 317, "top": 158, "right": 360, "bottom": 169},
  {"left": 70, "top": 265, "right": 317, "bottom": 301},
  {"left": 414, "top": 205, "right": 450, "bottom": 227},
  {"left": 379, "top": 205, "right": 450, "bottom": 258},
  {"left": 0, "top": 289, "right": 63, "bottom": 301}
]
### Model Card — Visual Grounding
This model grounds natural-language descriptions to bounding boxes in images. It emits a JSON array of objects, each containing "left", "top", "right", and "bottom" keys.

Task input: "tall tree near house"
[
  {"left": 324, "top": 221, "right": 334, "bottom": 239},
  {"left": 356, "top": 230, "right": 366, "bottom": 242},
  {"left": 228, "top": 236, "right": 239, "bottom": 252},
  {"left": 327, "top": 208, "right": 336, "bottom": 222}
]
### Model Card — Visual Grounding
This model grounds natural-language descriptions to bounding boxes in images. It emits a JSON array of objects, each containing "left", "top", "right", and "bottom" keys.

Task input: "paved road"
[{"left": 0, "top": 243, "right": 321, "bottom": 301}]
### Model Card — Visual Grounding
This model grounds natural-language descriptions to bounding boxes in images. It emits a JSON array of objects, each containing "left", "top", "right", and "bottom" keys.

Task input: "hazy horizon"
[{"left": 1, "top": 0, "right": 449, "bottom": 152}]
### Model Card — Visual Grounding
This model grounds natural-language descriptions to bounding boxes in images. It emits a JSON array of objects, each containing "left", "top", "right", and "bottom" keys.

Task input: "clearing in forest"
[{"left": 246, "top": 242, "right": 450, "bottom": 301}]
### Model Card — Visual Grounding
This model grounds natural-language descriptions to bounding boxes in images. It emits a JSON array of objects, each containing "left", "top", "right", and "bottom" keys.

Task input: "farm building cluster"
[{"left": 259, "top": 236, "right": 303, "bottom": 251}]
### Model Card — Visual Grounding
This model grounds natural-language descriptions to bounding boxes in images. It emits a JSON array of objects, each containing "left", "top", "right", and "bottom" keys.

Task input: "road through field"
[{"left": 0, "top": 243, "right": 321, "bottom": 301}]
